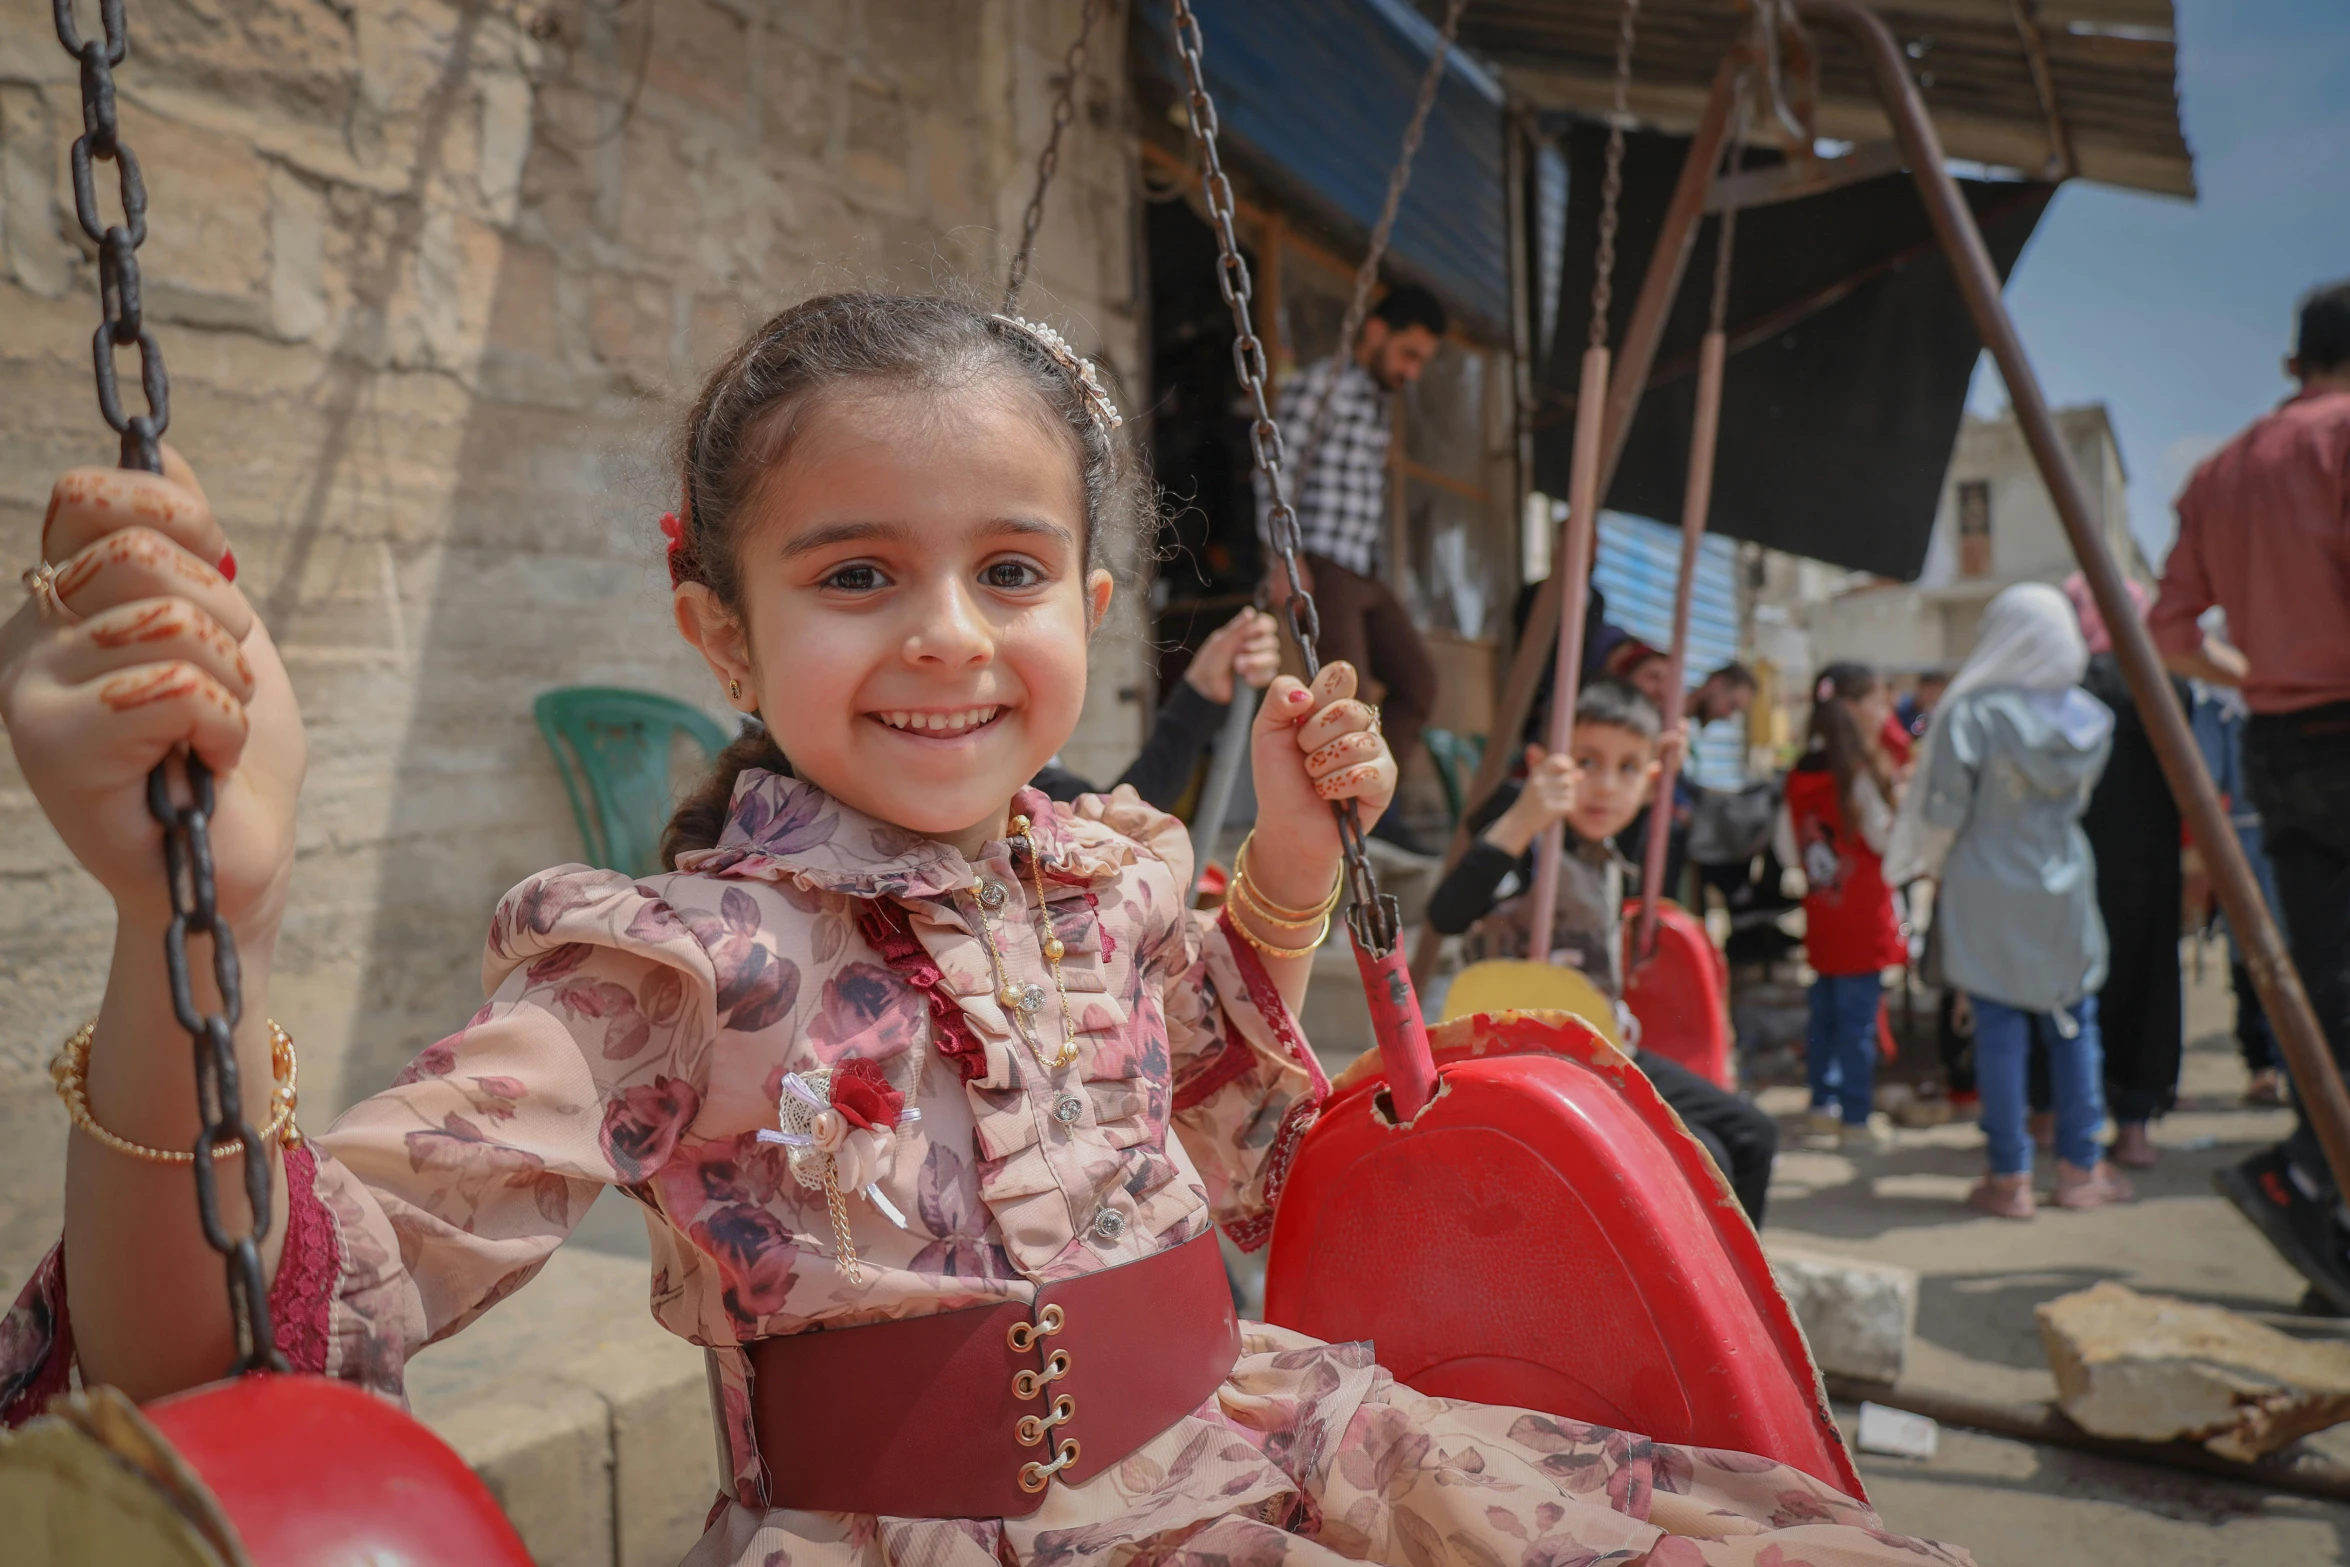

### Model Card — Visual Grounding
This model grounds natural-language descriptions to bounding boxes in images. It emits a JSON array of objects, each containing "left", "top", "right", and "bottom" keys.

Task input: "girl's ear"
[
  {"left": 673, "top": 583, "right": 757, "bottom": 713},
  {"left": 1084, "top": 567, "right": 1114, "bottom": 633}
]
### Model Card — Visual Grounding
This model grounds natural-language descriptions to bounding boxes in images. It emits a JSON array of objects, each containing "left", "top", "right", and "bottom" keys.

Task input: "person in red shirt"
[
  {"left": 2150, "top": 279, "right": 2350, "bottom": 1309},
  {"left": 1775, "top": 662, "right": 1907, "bottom": 1148}
]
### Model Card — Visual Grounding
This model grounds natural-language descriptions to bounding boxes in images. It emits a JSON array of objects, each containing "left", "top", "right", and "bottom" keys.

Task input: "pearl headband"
[{"left": 992, "top": 314, "right": 1123, "bottom": 435}]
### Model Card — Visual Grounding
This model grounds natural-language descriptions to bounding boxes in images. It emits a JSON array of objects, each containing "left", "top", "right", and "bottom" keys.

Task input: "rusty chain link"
[
  {"left": 1587, "top": 0, "right": 1641, "bottom": 349},
  {"left": 54, "top": 0, "right": 282, "bottom": 1375},
  {"left": 1167, "top": 0, "right": 1405, "bottom": 952},
  {"left": 1004, "top": 0, "right": 1106, "bottom": 312}
]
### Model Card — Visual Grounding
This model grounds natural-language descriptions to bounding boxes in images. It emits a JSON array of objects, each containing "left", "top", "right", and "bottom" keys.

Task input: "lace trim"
[
  {"left": 857, "top": 900, "right": 989, "bottom": 1082},
  {"left": 1223, "top": 1094, "right": 1320, "bottom": 1254},
  {"left": 0, "top": 1248, "right": 72, "bottom": 1427},
  {"left": 1216, "top": 910, "right": 1332, "bottom": 1098},
  {"left": 271, "top": 1142, "right": 334, "bottom": 1375},
  {"left": 0, "top": 1142, "right": 334, "bottom": 1427}
]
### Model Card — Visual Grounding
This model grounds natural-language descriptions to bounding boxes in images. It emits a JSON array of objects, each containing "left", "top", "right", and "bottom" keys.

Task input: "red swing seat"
[
  {"left": 1621, "top": 897, "right": 1735, "bottom": 1089},
  {"left": 142, "top": 1375, "right": 532, "bottom": 1564},
  {"left": 1263, "top": 1009, "right": 1863, "bottom": 1499}
]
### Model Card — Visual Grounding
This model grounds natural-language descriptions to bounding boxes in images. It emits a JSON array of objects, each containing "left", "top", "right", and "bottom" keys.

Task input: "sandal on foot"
[{"left": 2111, "top": 1122, "right": 2158, "bottom": 1169}]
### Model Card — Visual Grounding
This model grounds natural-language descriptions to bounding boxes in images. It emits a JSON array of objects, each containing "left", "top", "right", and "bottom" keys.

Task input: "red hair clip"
[{"left": 660, "top": 511, "right": 688, "bottom": 587}]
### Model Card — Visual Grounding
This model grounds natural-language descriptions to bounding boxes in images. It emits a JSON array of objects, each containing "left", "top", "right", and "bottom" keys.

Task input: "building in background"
[{"left": 1806, "top": 403, "right": 2149, "bottom": 675}]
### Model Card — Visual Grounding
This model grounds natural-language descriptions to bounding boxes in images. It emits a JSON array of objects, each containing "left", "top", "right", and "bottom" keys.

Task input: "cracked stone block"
[
  {"left": 1767, "top": 1245, "right": 1917, "bottom": 1386},
  {"left": 2038, "top": 1281, "right": 2350, "bottom": 1460}
]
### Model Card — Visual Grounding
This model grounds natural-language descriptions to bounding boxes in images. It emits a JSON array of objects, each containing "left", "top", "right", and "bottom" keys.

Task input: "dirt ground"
[{"left": 1764, "top": 949, "right": 2350, "bottom": 1564}]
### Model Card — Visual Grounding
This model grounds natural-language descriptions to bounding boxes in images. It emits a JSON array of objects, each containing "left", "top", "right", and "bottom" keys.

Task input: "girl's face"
[
  {"left": 676, "top": 384, "right": 1111, "bottom": 854},
  {"left": 1851, "top": 683, "right": 1893, "bottom": 739}
]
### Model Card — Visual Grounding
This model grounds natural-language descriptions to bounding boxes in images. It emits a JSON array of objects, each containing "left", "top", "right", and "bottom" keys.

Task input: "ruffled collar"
[{"left": 674, "top": 772, "right": 1132, "bottom": 901}]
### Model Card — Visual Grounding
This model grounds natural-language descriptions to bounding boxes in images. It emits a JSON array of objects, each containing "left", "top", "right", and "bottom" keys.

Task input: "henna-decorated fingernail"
[{"left": 218, "top": 548, "right": 237, "bottom": 582}]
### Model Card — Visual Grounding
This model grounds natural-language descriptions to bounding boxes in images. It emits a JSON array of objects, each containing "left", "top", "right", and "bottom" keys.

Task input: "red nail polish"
[{"left": 218, "top": 548, "right": 237, "bottom": 582}]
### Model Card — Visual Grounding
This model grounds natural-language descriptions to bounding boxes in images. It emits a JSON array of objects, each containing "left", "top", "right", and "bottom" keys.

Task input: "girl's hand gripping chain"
[
  {"left": 2, "top": 451, "right": 305, "bottom": 933},
  {"left": 1230, "top": 661, "right": 1397, "bottom": 1008}
]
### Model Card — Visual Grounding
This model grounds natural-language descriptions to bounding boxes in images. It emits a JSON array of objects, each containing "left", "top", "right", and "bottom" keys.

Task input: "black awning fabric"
[{"left": 1535, "top": 124, "right": 2053, "bottom": 582}]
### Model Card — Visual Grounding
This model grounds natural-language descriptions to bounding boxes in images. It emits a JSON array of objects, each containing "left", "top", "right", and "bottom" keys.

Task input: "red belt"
[{"left": 745, "top": 1231, "right": 1240, "bottom": 1519}]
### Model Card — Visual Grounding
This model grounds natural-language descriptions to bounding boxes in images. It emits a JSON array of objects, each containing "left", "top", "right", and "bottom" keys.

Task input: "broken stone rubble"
[{"left": 2037, "top": 1280, "right": 2350, "bottom": 1460}]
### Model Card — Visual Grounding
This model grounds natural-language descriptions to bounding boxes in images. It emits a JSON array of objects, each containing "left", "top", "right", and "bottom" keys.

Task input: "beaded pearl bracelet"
[{"left": 51, "top": 1018, "right": 301, "bottom": 1162}]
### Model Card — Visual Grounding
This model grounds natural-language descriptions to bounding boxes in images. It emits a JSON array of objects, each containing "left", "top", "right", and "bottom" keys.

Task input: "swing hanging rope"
[
  {"left": 1004, "top": 0, "right": 1107, "bottom": 312},
  {"left": 52, "top": 0, "right": 283, "bottom": 1376},
  {"left": 1526, "top": 0, "right": 1641, "bottom": 968},
  {"left": 1634, "top": 96, "right": 1748, "bottom": 964}
]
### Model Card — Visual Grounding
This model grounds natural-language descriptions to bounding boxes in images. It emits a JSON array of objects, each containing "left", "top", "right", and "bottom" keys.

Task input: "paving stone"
[{"left": 1768, "top": 1244, "right": 1918, "bottom": 1386}]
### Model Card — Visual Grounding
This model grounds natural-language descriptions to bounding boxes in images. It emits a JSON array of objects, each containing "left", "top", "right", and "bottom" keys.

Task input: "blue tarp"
[{"left": 1134, "top": 0, "right": 1510, "bottom": 336}]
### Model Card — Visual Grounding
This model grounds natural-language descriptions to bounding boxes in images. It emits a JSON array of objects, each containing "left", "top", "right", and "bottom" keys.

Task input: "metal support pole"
[
  {"left": 1637, "top": 324, "right": 1726, "bottom": 958},
  {"left": 1413, "top": 56, "right": 1743, "bottom": 983},
  {"left": 1793, "top": 0, "right": 2350, "bottom": 1200}
]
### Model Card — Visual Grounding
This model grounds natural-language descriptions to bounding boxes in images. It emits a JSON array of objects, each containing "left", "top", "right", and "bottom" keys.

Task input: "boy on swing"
[{"left": 1428, "top": 679, "right": 1779, "bottom": 1225}]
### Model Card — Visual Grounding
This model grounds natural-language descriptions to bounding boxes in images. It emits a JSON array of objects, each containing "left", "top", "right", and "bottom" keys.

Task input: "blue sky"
[{"left": 1965, "top": 0, "right": 2350, "bottom": 568}]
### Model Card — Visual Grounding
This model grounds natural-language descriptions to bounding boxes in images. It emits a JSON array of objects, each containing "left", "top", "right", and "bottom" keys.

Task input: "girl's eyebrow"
[
  {"left": 779, "top": 518, "right": 915, "bottom": 560},
  {"left": 778, "top": 514, "right": 1075, "bottom": 560}
]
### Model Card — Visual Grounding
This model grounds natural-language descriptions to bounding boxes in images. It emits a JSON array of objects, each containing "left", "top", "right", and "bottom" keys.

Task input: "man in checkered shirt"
[{"left": 1255, "top": 285, "right": 1447, "bottom": 850}]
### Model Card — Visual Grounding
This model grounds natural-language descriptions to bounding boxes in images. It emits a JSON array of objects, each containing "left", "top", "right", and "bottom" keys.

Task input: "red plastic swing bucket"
[
  {"left": 1265, "top": 1006, "right": 1864, "bottom": 1499},
  {"left": 143, "top": 1373, "right": 533, "bottom": 1564}
]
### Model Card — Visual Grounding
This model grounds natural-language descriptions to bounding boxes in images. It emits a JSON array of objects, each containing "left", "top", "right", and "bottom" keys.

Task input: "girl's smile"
[{"left": 675, "top": 383, "right": 1110, "bottom": 857}]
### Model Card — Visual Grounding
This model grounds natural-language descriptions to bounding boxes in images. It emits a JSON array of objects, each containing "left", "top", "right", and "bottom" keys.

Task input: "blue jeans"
[
  {"left": 1807, "top": 973, "right": 1883, "bottom": 1126},
  {"left": 1976, "top": 994, "right": 2106, "bottom": 1174}
]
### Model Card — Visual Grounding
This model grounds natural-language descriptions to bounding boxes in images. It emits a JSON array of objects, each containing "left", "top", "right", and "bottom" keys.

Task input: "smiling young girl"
[{"left": 2, "top": 294, "right": 1966, "bottom": 1565}]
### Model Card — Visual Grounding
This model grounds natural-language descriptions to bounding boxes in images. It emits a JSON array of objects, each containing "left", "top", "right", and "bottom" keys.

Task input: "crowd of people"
[{"left": 1229, "top": 272, "right": 2350, "bottom": 1296}]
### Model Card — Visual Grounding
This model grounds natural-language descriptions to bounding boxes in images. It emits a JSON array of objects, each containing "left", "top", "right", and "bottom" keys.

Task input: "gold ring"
[{"left": 21, "top": 562, "right": 79, "bottom": 624}]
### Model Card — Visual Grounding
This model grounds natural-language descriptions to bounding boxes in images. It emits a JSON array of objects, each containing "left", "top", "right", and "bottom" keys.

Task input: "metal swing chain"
[
  {"left": 1004, "top": 0, "right": 1106, "bottom": 312},
  {"left": 1588, "top": 0, "right": 1641, "bottom": 350},
  {"left": 1292, "top": 0, "right": 1469, "bottom": 486},
  {"left": 53, "top": 0, "right": 283, "bottom": 1376},
  {"left": 1166, "top": 0, "right": 1398, "bottom": 950}
]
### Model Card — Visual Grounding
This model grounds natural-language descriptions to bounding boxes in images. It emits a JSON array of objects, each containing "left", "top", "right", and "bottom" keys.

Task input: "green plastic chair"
[
  {"left": 1422, "top": 728, "right": 1488, "bottom": 828},
  {"left": 534, "top": 687, "right": 731, "bottom": 878}
]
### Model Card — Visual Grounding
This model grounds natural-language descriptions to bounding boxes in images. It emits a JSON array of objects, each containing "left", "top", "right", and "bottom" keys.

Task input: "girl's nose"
[{"left": 902, "top": 574, "right": 992, "bottom": 667}]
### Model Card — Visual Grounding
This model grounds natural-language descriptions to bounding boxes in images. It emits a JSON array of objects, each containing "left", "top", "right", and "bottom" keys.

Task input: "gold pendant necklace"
[{"left": 968, "top": 812, "right": 1079, "bottom": 1072}]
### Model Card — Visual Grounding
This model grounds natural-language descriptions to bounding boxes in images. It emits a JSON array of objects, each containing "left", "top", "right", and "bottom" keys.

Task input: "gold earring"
[{"left": 729, "top": 678, "right": 742, "bottom": 700}]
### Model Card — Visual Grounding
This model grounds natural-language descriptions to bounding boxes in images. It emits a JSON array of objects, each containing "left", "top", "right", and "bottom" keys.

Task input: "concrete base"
[{"left": 405, "top": 1245, "right": 711, "bottom": 1567}]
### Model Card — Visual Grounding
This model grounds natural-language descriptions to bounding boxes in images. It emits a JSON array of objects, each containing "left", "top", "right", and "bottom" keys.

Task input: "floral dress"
[{"left": 2, "top": 773, "right": 1969, "bottom": 1567}]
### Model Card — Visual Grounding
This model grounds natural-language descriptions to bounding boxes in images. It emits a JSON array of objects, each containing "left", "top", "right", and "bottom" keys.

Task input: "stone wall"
[{"left": 0, "top": 0, "right": 1145, "bottom": 1282}]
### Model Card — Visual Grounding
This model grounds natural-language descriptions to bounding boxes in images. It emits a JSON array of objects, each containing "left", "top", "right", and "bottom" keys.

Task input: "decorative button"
[
  {"left": 1016, "top": 983, "right": 1047, "bottom": 1015},
  {"left": 1091, "top": 1207, "right": 1127, "bottom": 1243},
  {"left": 977, "top": 879, "right": 1009, "bottom": 911},
  {"left": 1052, "top": 1093, "right": 1085, "bottom": 1126}
]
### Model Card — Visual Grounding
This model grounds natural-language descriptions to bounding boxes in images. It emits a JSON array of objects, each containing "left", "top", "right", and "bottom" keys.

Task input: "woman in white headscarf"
[{"left": 1887, "top": 583, "right": 2135, "bottom": 1218}]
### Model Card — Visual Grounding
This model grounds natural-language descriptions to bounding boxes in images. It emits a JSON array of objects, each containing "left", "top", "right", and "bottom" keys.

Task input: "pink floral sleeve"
[
  {"left": 1069, "top": 789, "right": 1330, "bottom": 1252},
  {"left": 303, "top": 866, "right": 721, "bottom": 1382},
  {"left": 0, "top": 866, "right": 722, "bottom": 1417}
]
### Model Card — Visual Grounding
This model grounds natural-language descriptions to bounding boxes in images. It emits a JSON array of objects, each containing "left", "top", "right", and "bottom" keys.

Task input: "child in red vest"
[{"left": 1775, "top": 662, "right": 1906, "bottom": 1144}]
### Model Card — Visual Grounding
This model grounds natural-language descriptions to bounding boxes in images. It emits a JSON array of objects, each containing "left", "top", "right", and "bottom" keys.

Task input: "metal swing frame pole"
[
  {"left": 1793, "top": 0, "right": 2350, "bottom": 1201},
  {"left": 1414, "top": 55, "right": 1744, "bottom": 984}
]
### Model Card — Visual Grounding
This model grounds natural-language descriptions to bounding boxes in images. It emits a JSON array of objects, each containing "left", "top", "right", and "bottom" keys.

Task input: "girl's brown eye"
[
  {"left": 983, "top": 559, "right": 1045, "bottom": 590},
  {"left": 827, "top": 564, "right": 884, "bottom": 592}
]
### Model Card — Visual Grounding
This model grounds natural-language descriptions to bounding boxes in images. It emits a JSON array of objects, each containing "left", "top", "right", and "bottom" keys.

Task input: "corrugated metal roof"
[
  {"left": 1592, "top": 510, "right": 1749, "bottom": 786},
  {"left": 1416, "top": 0, "right": 2194, "bottom": 198},
  {"left": 1134, "top": 0, "right": 1513, "bottom": 334}
]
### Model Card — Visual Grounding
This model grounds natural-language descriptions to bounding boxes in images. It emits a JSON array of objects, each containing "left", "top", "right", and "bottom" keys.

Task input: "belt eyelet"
[
  {"left": 1012, "top": 1347, "right": 1071, "bottom": 1400},
  {"left": 1015, "top": 1393, "right": 1076, "bottom": 1446},
  {"left": 1018, "top": 1436, "right": 1081, "bottom": 1493},
  {"left": 1006, "top": 1301, "right": 1066, "bottom": 1352}
]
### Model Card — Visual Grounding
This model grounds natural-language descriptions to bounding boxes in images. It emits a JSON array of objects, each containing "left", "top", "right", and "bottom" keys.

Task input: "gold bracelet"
[
  {"left": 1227, "top": 870, "right": 1331, "bottom": 932},
  {"left": 50, "top": 1019, "right": 302, "bottom": 1163},
  {"left": 1225, "top": 904, "right": 1330, "bottom": 959},
  {"left": 1231, "top": 833, "right": 1343, "bottom": 921}
]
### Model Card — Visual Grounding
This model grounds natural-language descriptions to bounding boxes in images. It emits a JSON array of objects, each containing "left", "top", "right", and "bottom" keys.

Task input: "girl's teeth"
[{"left": 881, "top": 707, "right": 998, "bottom": 733}]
